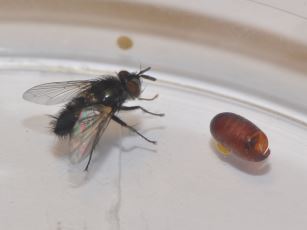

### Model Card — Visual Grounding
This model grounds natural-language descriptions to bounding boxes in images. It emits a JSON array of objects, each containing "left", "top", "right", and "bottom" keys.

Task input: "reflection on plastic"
[{"left": 210, "top": 139, "right": 271, "bottom": 175}]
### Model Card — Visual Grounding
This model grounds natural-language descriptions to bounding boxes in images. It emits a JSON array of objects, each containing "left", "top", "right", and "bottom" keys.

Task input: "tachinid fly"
[{"left": 23, "top": 67, "right": 164, "bottom": 170}]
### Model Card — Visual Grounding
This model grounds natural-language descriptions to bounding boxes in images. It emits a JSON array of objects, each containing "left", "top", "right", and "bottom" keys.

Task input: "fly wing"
[
  {"left": 23, "top": 80, "right": 93, "bottom": 105},
  {"left": 69, "top": 105, "right": 113, "bottom": 165}
]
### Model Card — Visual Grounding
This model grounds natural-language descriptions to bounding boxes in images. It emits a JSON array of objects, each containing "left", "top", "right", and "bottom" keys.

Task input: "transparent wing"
[
  {"left": 69, "top": 105, "right": 113, "bottom": 164},
  {"left": 23, "top": 80, "right": 93, "bottom": 105}
]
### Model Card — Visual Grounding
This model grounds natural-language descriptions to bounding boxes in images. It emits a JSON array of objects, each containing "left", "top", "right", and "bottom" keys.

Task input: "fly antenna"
[
  {"left": 137, "top": 67, "right": 156, "bottom": 81},
  {"left": 138, "top": 67, "right": 151, "bottom": 75}
]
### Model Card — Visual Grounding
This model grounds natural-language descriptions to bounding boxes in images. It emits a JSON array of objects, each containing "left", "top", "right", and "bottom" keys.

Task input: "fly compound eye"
[
  {"left": 127, "top": 78, "right": 141, "bottom": 97},
  {"left": 118, "top": 70, "right": 130, "bottom": 81}
]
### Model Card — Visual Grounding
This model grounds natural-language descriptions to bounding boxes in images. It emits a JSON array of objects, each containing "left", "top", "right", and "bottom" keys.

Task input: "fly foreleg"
[{"left": 120, "top": 106, "right": 164, "bottom": 117}]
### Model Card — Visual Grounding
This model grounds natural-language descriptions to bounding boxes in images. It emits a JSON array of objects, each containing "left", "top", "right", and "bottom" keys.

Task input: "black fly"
[{"left": 23, "top": 67, "right": 164, "bottom": 170}]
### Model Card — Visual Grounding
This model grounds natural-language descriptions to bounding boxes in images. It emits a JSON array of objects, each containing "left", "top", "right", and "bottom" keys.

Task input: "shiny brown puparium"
[{"left": 210, "top": 112, "right": 270, "bottom": 162}]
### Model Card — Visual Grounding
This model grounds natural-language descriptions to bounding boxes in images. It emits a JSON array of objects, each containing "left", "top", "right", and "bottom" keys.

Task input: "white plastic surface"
[
  {"left": 1, "top": 63, "right": 307, "bottom": 230},
  {"left": 0, "top": 1, "right": 307, "bottom": 230}
]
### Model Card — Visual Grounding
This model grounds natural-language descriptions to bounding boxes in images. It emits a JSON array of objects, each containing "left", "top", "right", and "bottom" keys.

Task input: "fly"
[{"left": 23, "top": 67, "right": 164, "bottom": 170}]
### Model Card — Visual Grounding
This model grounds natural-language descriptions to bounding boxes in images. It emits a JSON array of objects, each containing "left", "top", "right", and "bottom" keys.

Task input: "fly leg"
[
  {"left": 112, "top": 115, "right": 156, "bottom": 144},
  {"left": 84, "top": 130, "right": 101, "bottom": 171},
  {"left": 120, "top": 105, "right": 164, "bottom": 116},
  {"left": 84, "top": 148, "right": 94, "bottom": 171},
  {"left": 138, "top": 94, "right": 159, "bottom": 101}
]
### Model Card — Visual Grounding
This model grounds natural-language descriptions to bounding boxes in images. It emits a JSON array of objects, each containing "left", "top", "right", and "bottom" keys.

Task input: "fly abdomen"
[
  {"left": 51, "top": 97, "right": 87, "bottom": 137},
  {"left": 51, "top": 109, "right": 79, "bottom": 137}
]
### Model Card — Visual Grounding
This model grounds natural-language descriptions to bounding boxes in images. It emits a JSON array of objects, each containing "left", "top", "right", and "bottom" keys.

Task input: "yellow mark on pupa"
[{"left": 215, "top": 142, "right": 230, "bottom": 156}]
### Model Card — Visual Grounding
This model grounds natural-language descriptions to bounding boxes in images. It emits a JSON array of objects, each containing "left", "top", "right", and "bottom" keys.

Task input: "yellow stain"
[
  {"left": 215, "top": 142, "right": 230, "bottom": 156},
  {"left": 117, "top": 35, "right": 133, "bottom": 50}
]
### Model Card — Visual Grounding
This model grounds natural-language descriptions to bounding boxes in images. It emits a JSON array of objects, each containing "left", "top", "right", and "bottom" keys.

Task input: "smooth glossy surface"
[{"left": 210, "top": 112, "right": 270, "bottom": 161}]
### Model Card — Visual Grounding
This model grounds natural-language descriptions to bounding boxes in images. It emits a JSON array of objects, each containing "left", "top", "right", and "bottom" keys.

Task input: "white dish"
[{"left": 0, "top": 1, "right": 307, "bottom": 230}]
